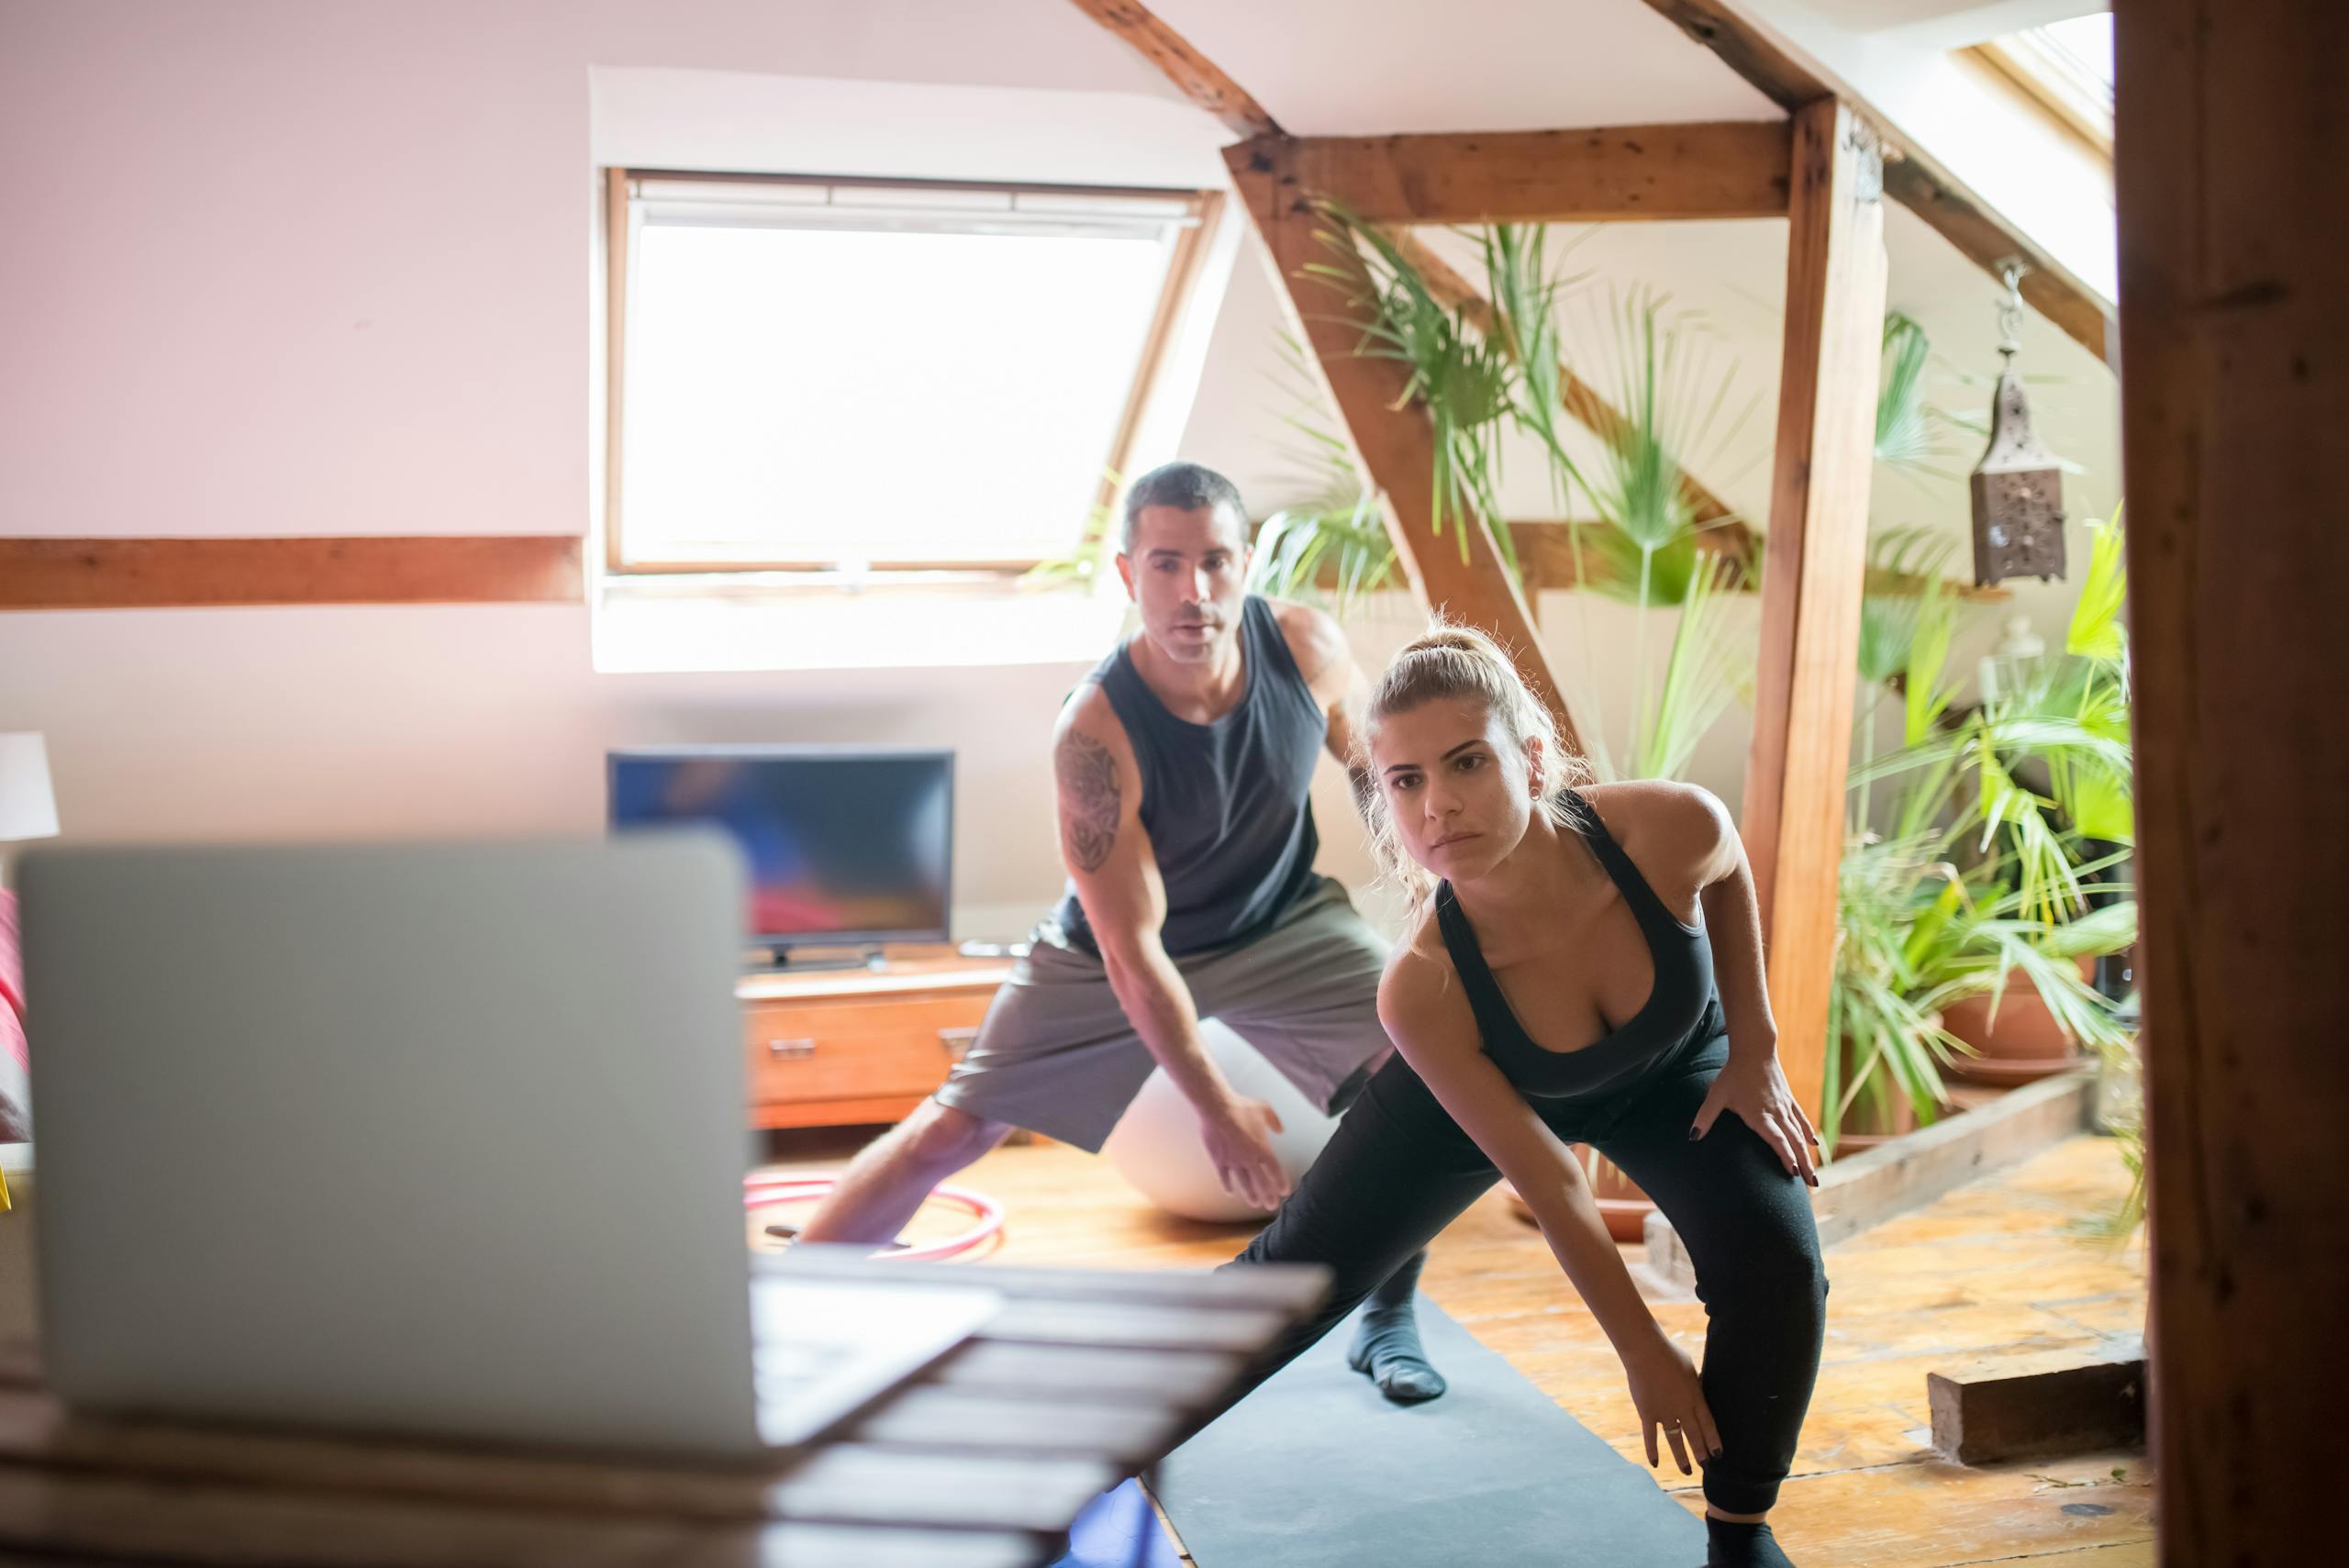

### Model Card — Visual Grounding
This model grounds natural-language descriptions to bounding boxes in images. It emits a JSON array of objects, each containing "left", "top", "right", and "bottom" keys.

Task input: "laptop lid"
[{"left": 20, "top": 833, "right": 784, "bottom": 1456}]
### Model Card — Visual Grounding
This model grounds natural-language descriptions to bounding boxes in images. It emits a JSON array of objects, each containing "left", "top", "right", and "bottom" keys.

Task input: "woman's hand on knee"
[
  {"left": 1621, "top": 1333, "right": 1722, "bottom": 1476},
  {"left": 1690, "top": 1057, "right": 1820, "bottom": 1188}
]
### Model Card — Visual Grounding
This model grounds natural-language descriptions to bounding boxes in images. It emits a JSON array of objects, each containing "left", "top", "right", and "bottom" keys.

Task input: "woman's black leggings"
[{"left": 1220, "top": 1034, "right": 1827, "bottom": 1516}]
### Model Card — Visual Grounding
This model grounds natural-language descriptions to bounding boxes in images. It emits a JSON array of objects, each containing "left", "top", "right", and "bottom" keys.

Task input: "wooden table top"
[{"left": 0, "top": 1232, "right": 1324, "bottom": 1568}]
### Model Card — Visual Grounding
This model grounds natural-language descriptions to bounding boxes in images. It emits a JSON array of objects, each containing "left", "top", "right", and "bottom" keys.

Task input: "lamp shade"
[{"left": 0, "top": 735, "right": 59, "bottom": 842}]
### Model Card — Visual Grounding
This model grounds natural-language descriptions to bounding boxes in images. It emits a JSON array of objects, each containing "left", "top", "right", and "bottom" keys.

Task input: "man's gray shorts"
[{"left": 933, "top": 876, "right": 1393, "bottom": 1153}]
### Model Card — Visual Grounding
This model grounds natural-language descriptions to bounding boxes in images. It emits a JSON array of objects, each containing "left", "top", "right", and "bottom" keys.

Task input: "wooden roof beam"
[
  {"left": 1235, "top": 124, "right": 1792, "bottom": 225},
  {"left": 1063, "top": 1, "right": 1281, "bottom": 139}
]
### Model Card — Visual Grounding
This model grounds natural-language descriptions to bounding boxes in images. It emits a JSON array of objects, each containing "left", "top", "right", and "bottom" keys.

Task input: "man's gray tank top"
[{"left": 1052, "top": 595, "right": 1327, "bottom": 959}]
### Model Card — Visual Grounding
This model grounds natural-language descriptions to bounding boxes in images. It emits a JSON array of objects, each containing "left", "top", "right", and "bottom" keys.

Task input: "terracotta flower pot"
[
  {"left": 1826, "top": 1093, "right": 1920, "bottom": 1158},
  {"left": 1942, "top": 956, "right": 2099, "bottom": 1086},
  {"left": 1588, "top": 1157, "right": 1653, "bottom": 1243},
  {"left": 1823, "top": 1010, "right": 1951, "bottom": 1161}
]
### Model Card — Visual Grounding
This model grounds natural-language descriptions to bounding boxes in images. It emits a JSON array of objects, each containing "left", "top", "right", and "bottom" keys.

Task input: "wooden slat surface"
[
  {"left": 843, "top": 1387, "right": 1184, "bottom": 1462},
  {"left": 0, "top": 1247, "right": 1325, "bottom": 1565},
  {"left": 0, "top": 1464, "right": 1051, "bottom": 1568},
  {"left": 922, "top": 1342, "right": 1241, "bottom": 1407},
  {"left": 1256, "top": 123, "right": 1791, "bottom": 224},
  {"left": 0, "top": 537, "right": 585, "bottom": 610}
]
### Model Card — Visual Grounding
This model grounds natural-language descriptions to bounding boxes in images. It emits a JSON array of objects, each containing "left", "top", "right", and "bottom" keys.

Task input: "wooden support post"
[
  {"left": 2116, "top": 0, "right": 2349, "bottom": 1560},
  {"left": 1224, "top": 139, "right": 1581, "bottom": 753},
  {"left": 1742, "top": 99, "right": 1887, "bottom": 1119}
]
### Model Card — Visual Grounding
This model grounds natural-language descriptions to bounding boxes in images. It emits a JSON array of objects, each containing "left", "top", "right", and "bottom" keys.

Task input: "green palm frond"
[
  {"left": 2067, "top": 506, "right": 2130, "bottom": 665},
  {"left": 1479, "top": 223, "right": 1587, "bottom": 512},
  {"left": 1631, "top": 555, "right": 1753, "bottom": 780},
  {"left": 1305, "top": 205, "right": 1519, "bottom": 580},
  {"left": 1021, "top": 476, "right": 1120, "bottom": 590},
  {"left": 1875, "top": 312, "right": 1955, "bottom": 476},
  {"left": 1580, "top": 291, "right": 1705, "bottom": 560},
  {"left": 1246, "top": 490, "right": 1400, "bottom": 617},
  {"left": 1824, "top": 830, "right": 1978, "bottom": 1151},
  {"left": 1856, "top": 528, "right": 1958, "bottom": 687}
]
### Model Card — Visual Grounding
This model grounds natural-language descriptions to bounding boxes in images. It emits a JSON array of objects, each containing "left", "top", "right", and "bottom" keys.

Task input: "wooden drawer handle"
[
  {"left": 766, "top": 1037, "right": 818, "bottom": 1060},
  {"left": 939, "top": 1027, "right": 980, "bottom": 1061}
]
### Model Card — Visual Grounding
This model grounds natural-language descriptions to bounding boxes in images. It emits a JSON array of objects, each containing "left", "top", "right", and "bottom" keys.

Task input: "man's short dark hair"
[{"left": 1121, "top": 462, "right": 1246, "bottom": 553}]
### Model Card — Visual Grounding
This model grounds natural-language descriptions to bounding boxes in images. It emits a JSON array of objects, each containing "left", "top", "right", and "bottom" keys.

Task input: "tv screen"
[{"left": 607, "top": 747, "right": 952, "bottom": 947}]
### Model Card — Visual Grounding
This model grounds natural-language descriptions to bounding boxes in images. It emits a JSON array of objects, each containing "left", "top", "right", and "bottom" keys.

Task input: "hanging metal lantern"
[{"left": 1969, "top": 263, "right": 2066, "bottom": 585}]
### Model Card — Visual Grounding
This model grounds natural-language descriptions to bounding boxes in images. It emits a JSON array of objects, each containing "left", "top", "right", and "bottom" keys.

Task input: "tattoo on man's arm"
[{"left": 1057, "top": 731, "right": 1120, "bottom": 873}]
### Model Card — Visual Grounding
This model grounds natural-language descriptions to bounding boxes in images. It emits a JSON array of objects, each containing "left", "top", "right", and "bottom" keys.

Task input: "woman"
[{"left": 1224, "top": 624, "right": 1828, "bottom": 1568}]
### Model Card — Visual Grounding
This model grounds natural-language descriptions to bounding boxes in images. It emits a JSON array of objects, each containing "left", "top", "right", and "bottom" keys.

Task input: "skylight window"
[
  {"left": 603, "top": 173, "right": 1215, "bottom": 577},
  {"left": 1976, "top": 12, "right": 2113, "bottom": 153}
]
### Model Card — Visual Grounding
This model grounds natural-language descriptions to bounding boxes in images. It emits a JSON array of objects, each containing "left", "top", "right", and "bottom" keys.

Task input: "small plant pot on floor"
[{"left": 1942, "top": 957, "right": 2099, "bottom": 1086}]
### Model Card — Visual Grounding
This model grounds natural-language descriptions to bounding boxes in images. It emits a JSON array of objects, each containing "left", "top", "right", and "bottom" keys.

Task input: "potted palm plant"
[{"left": 1854, "top": 514, "right": 2135, "bottom": 1090}]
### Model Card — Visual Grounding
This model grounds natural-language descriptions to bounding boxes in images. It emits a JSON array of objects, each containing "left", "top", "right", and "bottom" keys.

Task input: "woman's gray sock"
[{"left": 1343, "top": 1249, "right": 1446, "bottom": 1404}]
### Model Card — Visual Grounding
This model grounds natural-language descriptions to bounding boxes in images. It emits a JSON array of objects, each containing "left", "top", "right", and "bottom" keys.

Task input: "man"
[{"left": 797, "top": 461, "right": 1443, "bottom": 1402}]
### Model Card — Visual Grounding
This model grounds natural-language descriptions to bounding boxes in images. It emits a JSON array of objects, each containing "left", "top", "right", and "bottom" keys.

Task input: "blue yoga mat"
[
  {"left": 1153, "top": 1301, "right": 1708, "bottom": 1567},
  {"left": 1047, "top": 1477, "right": 1182, "bottom": 1568}
]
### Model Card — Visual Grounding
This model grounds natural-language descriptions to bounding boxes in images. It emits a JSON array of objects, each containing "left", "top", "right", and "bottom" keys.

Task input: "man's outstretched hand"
[{"left": 1199, "top": 1096, "right": 1290, "bottom": 1211}]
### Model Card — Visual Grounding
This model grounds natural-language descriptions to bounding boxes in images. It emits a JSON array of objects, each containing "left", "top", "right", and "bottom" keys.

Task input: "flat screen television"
[{"left": 607, "top": 746, "right": 953, "bottom": 951}]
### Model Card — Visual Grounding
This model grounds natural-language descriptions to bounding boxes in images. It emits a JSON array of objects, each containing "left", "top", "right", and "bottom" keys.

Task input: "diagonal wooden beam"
[
  {"left": 1241, "top": 124, "right": 1790, "bottom": 225},
  {"left": 1639, "top": 0, "right": 2114, "bottom": 364},
  {"left": 1385, "top": 229, "right": 1758, "bottom": 577},
  {"left": 1226, "top": 140, "right": 1582, "bottom": 753},
  {"left": 1876, "top": 159, "right": 2110, "bottom": 365},
  {"left": 1743, "top": 100, "right": 1889, "bottom": 1120},
  {"left": 1063, "top": 1, "right": 1281, "bottom": 139}
]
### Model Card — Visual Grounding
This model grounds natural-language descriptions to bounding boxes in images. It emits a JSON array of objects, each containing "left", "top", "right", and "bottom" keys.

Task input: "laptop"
[{"left": 18, "top": 833, "right": 997, "bottom": 1457}]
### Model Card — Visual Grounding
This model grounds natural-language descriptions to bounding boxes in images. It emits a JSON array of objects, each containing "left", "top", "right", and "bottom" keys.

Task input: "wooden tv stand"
[{"left": 736, "top": 948, "right": 1014, "bottom": 1130}]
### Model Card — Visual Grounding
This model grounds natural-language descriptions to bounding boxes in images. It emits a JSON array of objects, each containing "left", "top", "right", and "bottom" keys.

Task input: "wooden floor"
[{"left": 758, "top": 1131, "right": 2154, "bottom": 1566}]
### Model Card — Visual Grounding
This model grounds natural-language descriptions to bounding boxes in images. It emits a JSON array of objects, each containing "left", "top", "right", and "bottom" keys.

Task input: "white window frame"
[{"left": 599, "top": 168, "right": 1222, "bottom": 584}]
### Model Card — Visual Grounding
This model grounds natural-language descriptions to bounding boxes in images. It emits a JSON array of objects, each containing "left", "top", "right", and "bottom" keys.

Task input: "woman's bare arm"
[{"left": 1588, "top": 781, "right": 1818, "bottom": 1183}]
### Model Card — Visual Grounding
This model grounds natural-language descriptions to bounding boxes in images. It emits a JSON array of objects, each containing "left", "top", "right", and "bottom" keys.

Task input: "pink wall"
[
  {"left": 0, "top": 0, "right": 1177, "bottom": 541},
  {"left": 0, "top": 0, "right": 1239, "bottom": 932}
]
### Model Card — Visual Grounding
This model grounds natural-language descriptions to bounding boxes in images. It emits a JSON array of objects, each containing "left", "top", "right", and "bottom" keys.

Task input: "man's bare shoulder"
[
  {"left": 1052, "top": 678, "right": 1139, "bottom": 789},
  {"left": 1265, "top": 596, "right": 1354, "bottom": 700},
  {"left": 1052, "top": 679, "right": 1126, "bottom": 746}
]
